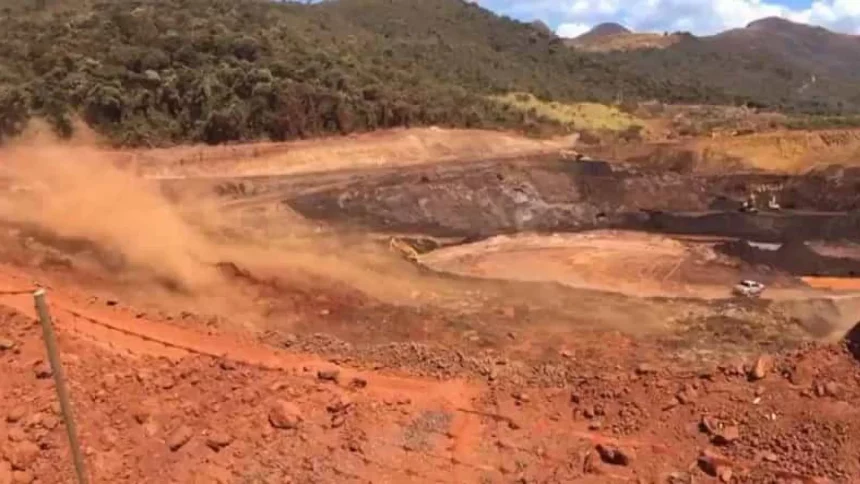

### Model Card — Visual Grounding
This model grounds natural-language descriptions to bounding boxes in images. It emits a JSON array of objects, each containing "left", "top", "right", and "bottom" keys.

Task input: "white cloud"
[
  {"left": 556, "top": 22, "right": 591, "bottom": 37},
  {"left": 476, "top": 0, "right": 860, "bottom": 36}
]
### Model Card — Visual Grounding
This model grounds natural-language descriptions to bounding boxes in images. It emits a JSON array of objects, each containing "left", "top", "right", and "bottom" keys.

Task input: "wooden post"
[{"left": 33, "top": 289, "right": 90, "bottom": 484}]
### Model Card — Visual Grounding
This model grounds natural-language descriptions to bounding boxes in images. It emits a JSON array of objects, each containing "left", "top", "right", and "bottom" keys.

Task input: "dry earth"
[
  {"left": 0, "top": 128, "right": 858, "bottom": 483},
  {"left": 419, "top": 231, "right": 808, "bottom": 299}
]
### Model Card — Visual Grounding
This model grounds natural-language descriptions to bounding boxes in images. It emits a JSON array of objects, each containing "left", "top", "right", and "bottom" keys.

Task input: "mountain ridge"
[
  {"left": 577, "top": 22, "right": 632, "bottom": 39},
  {"left": 569, "top": 16, "right": 859, "bottom": 41}
]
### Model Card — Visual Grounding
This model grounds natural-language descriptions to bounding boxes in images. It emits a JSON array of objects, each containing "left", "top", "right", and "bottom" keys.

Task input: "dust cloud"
[
  {"left": 0, "top": 127, "right": 431, "bottom": 314},
  {"left": 0, "top": 130, "right": 220, "bottom": 291}
]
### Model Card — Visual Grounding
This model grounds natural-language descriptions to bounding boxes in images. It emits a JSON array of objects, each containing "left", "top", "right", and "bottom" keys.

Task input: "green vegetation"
[
  {"left": 0, "top": 0, "right": 650, "bottom": 145},
  {"left": 0, "top": 0, "right": 859, "bottom": 146}
]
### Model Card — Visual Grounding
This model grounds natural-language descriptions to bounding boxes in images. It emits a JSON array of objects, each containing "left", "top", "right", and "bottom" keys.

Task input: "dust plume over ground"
[
  {"left": 0, "top": 131, "right": 434, "bottom": 321},
  {"left": 0, "top": 129, "right": 224, "bottom": 291}
]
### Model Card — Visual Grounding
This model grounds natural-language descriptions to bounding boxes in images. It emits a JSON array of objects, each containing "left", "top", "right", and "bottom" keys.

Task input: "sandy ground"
[
  {"left": 420, "top": 231, "right": 817, "bottom": 299},
  {"left": 122, "top": 128, "right": 578, "bottom": 179},
  {"left": 582, "top": 128, "right": 860, "bottom": 174},
  {"left": 803, "top": 277, "right": 860, "bottom": 291}
]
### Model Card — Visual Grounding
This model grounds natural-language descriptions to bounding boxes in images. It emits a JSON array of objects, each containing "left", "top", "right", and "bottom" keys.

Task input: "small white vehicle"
[
  {"left": 767, "top": 195, "right": 781, "bottom": 211},
  {"left": 739, "top": 200, "right": 758, "bottom": 213},
  {"left": 732, "top": 279, "right": 766, "bottom": 298}
]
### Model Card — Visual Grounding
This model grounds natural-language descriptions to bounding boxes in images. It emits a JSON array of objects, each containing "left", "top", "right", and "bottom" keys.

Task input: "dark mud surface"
[
  {"left": 716, "top": 239, "right": 860, "bottom": 277},
  {"left": 636, "top": 210, "right": 860, "bottom": 242},
  {"left": 257, "top": 158, "right": 860, "bottom": 241}
]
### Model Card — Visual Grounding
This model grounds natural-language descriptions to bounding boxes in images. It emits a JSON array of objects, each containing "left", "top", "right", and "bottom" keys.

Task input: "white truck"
[{"left": 732, "top": 279, "right": 766, "bottom": 298}]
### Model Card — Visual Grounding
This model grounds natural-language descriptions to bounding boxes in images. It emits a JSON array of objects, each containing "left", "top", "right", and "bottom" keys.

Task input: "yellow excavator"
[{"left": 388, "top": 236, "right": 420, "bottom": 262}]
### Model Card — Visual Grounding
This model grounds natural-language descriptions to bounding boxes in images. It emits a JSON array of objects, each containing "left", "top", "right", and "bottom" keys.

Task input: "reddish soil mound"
[
  {"left": 1, "top": 298, "right": 857, "bottom": 483},
  {"left": 420, "top": 231, "right": 799, "bottom": 299}
]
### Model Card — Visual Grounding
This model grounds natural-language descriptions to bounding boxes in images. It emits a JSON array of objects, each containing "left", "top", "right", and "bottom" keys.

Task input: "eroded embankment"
[{"left": 276, "top": 158, "right": 860, "bottom": 241}]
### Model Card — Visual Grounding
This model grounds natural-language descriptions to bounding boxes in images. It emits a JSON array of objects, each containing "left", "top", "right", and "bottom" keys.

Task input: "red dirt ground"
[
  {"left": 0, "top": 257, "right": 858, "bottom": 483},
  {"left": 0, "top": 132, "right": 858, "bottom": 483}
]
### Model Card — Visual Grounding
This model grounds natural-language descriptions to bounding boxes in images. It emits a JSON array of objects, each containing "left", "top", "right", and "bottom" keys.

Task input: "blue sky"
[{"left": 472, "top": 0, "right": 860, "bottom": 37}]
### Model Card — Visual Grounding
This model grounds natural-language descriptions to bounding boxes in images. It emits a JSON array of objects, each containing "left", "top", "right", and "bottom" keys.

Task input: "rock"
[
  {"left": 788, "top": 366, "right": 814, "bottom": 386},
  {"left": 282, "top": 333, "right": 298, "bottom": 347},
  {"left": 596, "top": 444, "right": 634, "bottom": 466},
  {"left": 499, "top": 461, "right": 517, "bottom": 475},
  {"left": 6, "top": 407, "right": 26, "bottom": 424},
  {"left": 100, "top": 428, "right": 119, "bottom": 449},
  {"left": 700, "top": 415, "right": 719, "bottom": 435},
  {"left": 0, "top": 338, "right": 15, "bottom": 351},
  {"left": 496, "top": 439, "right": 516, "bottom": 449},
  {"left": 749, "top": 355, "right": 773, "bottom": 381},
  {"left": 349, "top": 377, "right": 368, "bottom": 389},
  {"left": 759, "top": 451, "right": 778, "bottom": 462},
  {"left": 326, "top": 395, "right": 353, "bottom": 414},
  {"left": 698, "top": 449, "right": 732, "bottom": 477},
  {"left": 512, "top": 392, "right": 530, "bottom": 403},
  {"left": 11, "top": 471, "right": 33, "bottom": 484},
  {"left": 822, "top": 381, "right": 842, "bottom": 398},
  {"left": 570, "top": 392, "right": 581, "bottom": 404},
  {"left": 143, "top": 421, "right": 159, "bottom": 437},
  {"left": 712, "top": 426, "right": 740, "bottom": 446},
  {"left": 330, "top": 414, "right": 345, "bottom": 428},
  {"left": 218, "top": 359, "right": 237, "bottom": 371},
  {"left": 8, "top": 442, "right": 39, "bottom": 470},
  {"left": 155, "top": 375, "right": 176, "bottom": 390},
  {"left": 167, "top": 426, "right": 193, "bottom": 451},
  {"left": 102, "top": 374, "right": 118, "bottom": 389},
  {"left": 814, "top": 382, "right": 826, "bottom": 397},
  {"left": 588, "top": 421, "right": 603, "bottom": 431},
  {"left": 269, "top": 381, "right": 289, "bottom": 392},
  {"left": 675, "top": 388, "right": 697, "bottom": 405},
  {"left": 635, "top": 363, "right": 657, "bottom": 375},
  {"left": 582, "top": 452, "right": 597, "bottom": 474},
  {"left": 0, "top": 462, "right": 11, "bottom": 484},
  {"left": 317, "top": 369, "right": 340, "bottom": 383},
  {"left": 205, "top": 431, "right": 233, "bottom": 451},
  {"left": 718, "top": 467, "right": 733, "bottom": 483},
  {"left": 41, "top": 415, "right": 59, "bottom": 431},
  {"left": 7, "top": 428, "right": 27, "bottom": 442},
  {"left": 33, "top": 363, "right": 52, "bottom": 380},
  {"left": 666, "top": 472, "right": 693, "bottom": 484},
  {"left": 661, "top": 399, "right": 680, "bottom": 411},
  {"left": 268, "top": 401, "right": 303, "bottom": 430},
  {"left": 24, "top": 413, "right": 43, "bottom": 429},
  {"left": 132, "top": 408, "right": 150, "bottom": 424}
]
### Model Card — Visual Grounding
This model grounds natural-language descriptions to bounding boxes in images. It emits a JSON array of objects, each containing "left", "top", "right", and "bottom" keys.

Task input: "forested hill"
[
  {"left": 0, "top": 0, "right": 857, "bottom": 146},
  {"left": 596, "top": 17, "right": 860, "bottom": 115}
]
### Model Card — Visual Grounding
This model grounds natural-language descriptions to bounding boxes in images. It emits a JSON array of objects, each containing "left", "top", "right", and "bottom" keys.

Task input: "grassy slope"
[{"left": 0, "top": 0, "right": 858, "bottom": 146}]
